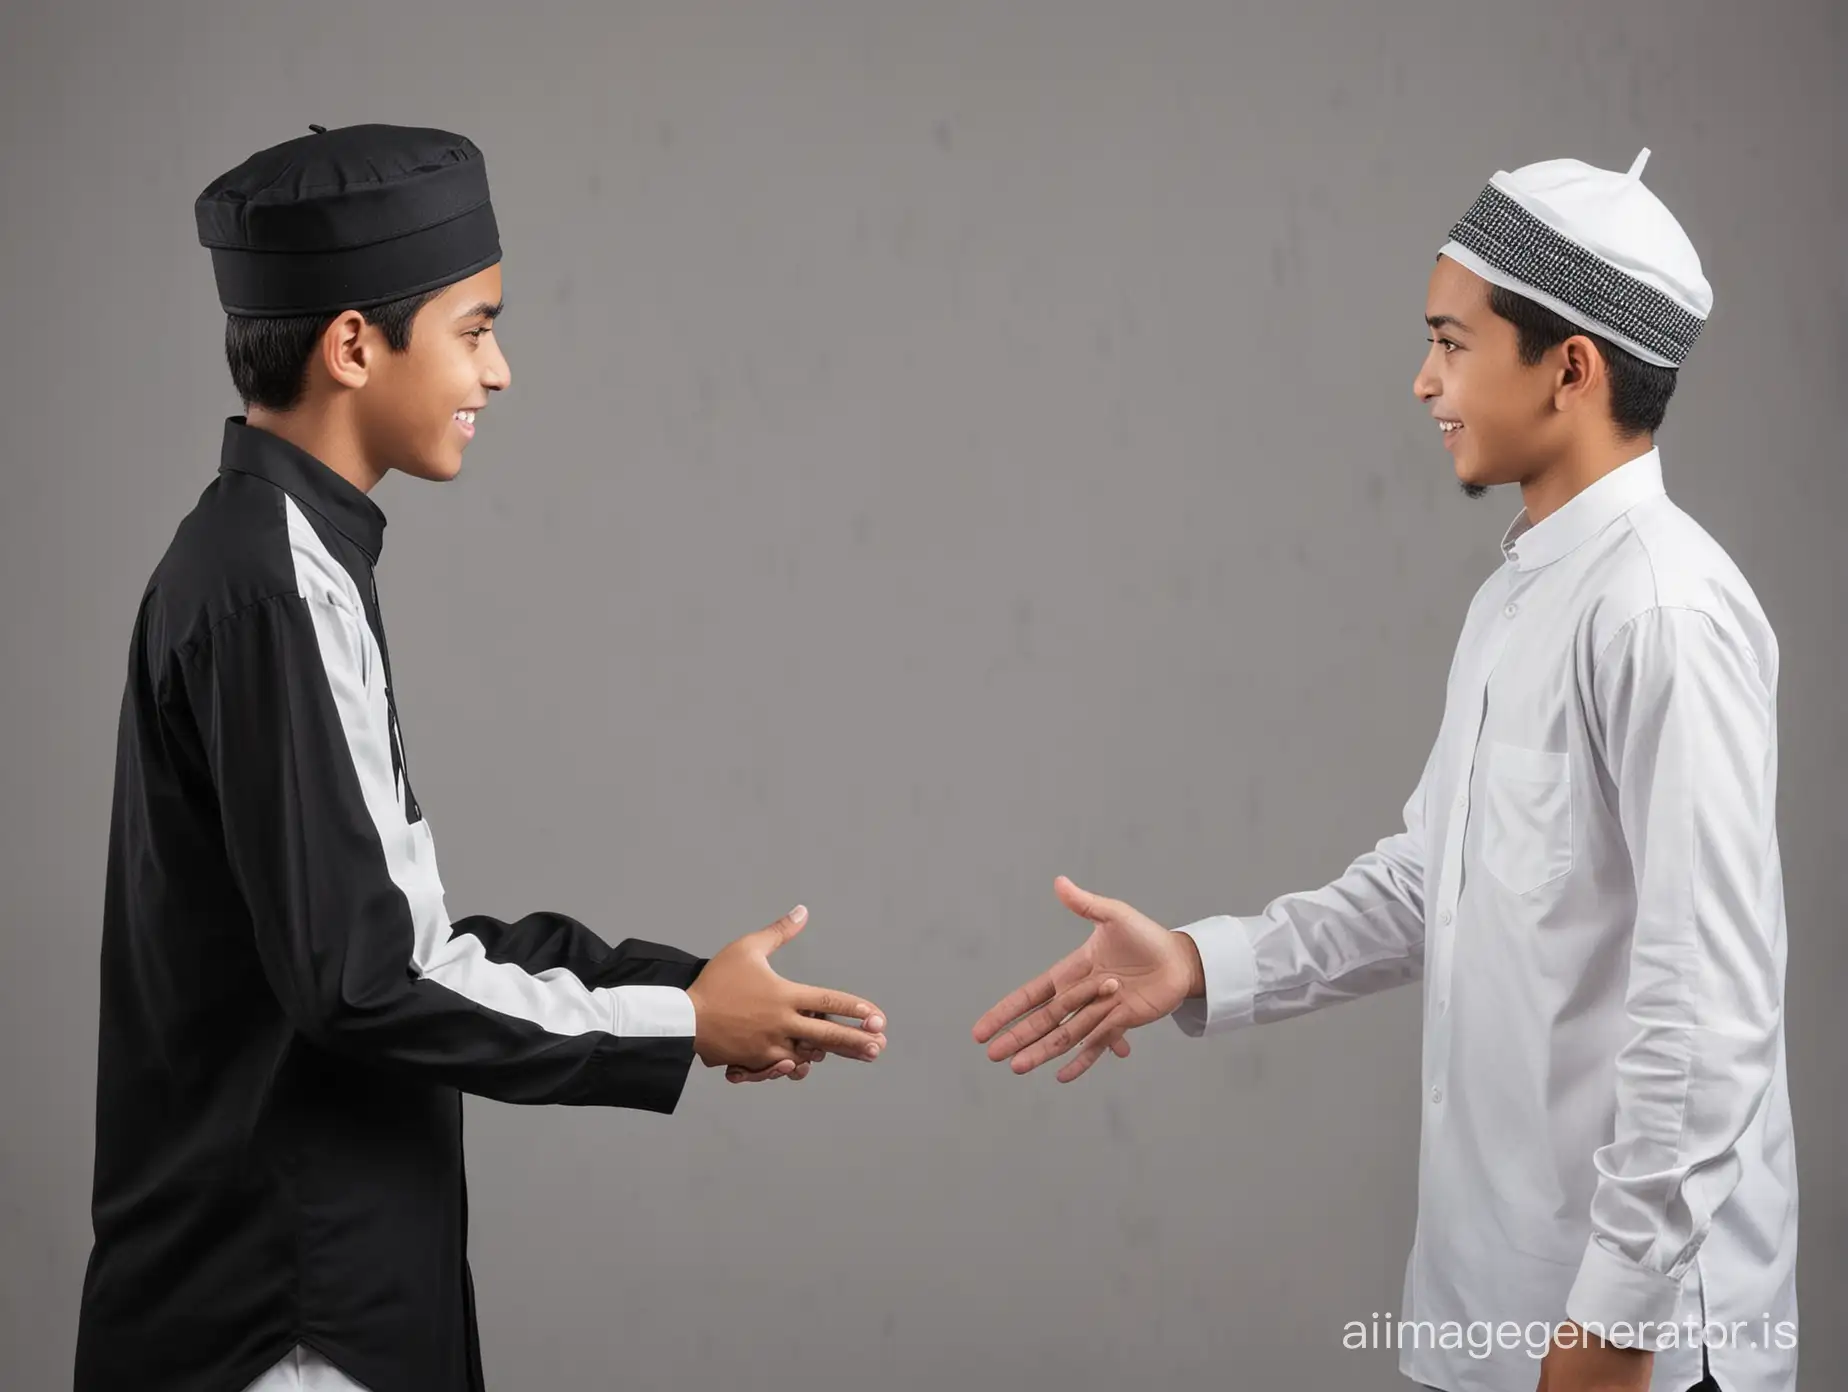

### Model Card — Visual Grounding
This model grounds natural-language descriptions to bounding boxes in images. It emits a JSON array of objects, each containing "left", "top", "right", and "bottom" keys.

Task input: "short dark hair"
[
  {"left": 1486, "top": 283, "right": 1678, "bottom": 438},
  {"left": 224, "top": 288, "right": 441, "bottom": 412}
]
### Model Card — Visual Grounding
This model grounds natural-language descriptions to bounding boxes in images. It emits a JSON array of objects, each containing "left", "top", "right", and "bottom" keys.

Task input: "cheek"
[
  {"left": 394, "top": 352, "right": 464, "bottom": 423},
  {"left": 405, "top": 367, "right": 462, "bottom": 446},
  {"left": 441, "top": 357, "right": 479, "bottom": 420},
  {"left": 1473, "top": 375, "right": 1543, "bottom": 437},
  {"left": 1455, "top": 363, "right": 1522, "bottom": 434}
]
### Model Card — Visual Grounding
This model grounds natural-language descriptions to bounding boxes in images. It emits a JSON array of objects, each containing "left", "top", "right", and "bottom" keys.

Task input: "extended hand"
[
  {"left": 971, "top": 876, "right": 1204, "bottom": 1083},
  {"left": 686, "top": 906, "right": 888, "bottom": 1079}
]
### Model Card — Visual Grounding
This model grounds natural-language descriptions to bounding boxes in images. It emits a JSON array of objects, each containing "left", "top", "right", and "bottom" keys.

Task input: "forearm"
[{"left": 1172, "top": 826, "right": 1428, "bottom": 1036}]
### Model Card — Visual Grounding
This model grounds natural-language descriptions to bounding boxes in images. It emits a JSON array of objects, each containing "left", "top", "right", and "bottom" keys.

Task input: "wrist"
[{"left": 1174, "top": 929, "right": 1207, "bottom": 999}]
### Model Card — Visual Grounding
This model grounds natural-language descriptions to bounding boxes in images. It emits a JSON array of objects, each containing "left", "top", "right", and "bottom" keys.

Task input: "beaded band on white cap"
[{"left": 1441, "top": 148, "right": 1703, "bottom": 367}]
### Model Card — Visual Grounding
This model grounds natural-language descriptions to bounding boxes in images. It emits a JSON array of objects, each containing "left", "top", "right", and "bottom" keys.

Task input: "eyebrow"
[
  {"left": 457, "top": 300, "right": 504, "bottom": 322},
  {"left": 1425, "top": 313, "right": 1471, "bottom": 333}
]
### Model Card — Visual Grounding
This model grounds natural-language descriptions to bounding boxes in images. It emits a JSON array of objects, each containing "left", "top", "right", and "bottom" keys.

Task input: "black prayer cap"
[{"left": 195, "top": 123, "right": 501, "bottom": 318}]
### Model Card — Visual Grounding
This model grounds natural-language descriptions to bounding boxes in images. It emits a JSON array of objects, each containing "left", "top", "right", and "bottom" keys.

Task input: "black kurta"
[{"left": 77, "top": 418, "right": 702, "bottom": 1392}]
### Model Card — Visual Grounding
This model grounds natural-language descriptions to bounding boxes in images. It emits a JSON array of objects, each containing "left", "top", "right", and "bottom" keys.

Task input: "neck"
[
  {"left": 244, "top": 400, "right": 385, "bottom": 494},
  {"left": 1519, "top": 432, "right": 1654, "bottom": 524}
]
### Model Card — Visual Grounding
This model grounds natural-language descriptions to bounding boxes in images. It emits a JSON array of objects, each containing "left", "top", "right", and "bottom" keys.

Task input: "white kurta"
[{"left": 1175, "top": 449, "right": 1797, "bottom": 1392}]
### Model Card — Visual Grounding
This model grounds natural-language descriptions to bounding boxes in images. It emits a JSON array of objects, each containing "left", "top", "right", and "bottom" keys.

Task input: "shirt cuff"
[
  {"left": 1563, "top": 1234, "right": 1686, "bottom": 1343},
  {"left": 609, "top": 984, "right": 698, "bottom": 1039},
  {"left": 1169, "top": 916, "right": 1261, "bottom": 1037}
]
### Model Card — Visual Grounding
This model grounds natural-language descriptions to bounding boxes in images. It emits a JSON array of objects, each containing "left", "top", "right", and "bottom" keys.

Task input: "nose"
[
  {"left": 1412, "top": 346, "right": 1440, "bottom": 403},
  {"left": 482, "top": 336, "right": 512, "bottom": 394}
]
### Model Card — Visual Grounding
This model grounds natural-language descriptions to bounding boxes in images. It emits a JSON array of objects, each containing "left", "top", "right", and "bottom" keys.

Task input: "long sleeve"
[
  {"left": 454, "top": 911, "right": 707, "bottom": 991},
  {"left": 182, "top": 590, "right": 699, "bottom": 1113},
  {"left": 1172, "top": 735, "right": 1435, "bottom": 1037},
  {"left": 1564, "top": 606, "right": 1783, "bottom": 1335}
]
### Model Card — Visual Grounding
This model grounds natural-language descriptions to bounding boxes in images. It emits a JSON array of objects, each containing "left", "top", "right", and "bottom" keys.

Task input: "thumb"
[
  {"left": 754, "top": 904, "right": 809, "bottom": 953},
  {"left": 1054, "top": 875, "right": 1112, "bottom": 925}
]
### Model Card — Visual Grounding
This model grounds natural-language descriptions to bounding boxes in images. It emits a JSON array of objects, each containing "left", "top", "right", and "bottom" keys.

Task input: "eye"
[
  {"left": 1423, "top": 336, "right": 1459, "bottom": 354},
  {"left": 465, "top": 327, "right": 492, "bottom": 342}
]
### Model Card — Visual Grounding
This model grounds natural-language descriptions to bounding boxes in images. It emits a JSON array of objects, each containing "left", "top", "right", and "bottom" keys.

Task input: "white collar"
[{"left": 1500, "top": 448, "right": 1666, "bottom": 572}]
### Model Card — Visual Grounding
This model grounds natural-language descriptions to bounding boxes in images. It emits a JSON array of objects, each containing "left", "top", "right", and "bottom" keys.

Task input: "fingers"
[
  {"left": 1009, "top": 991, "right": 1122, "bottom": 1075},
  {"left": 726, "top": 1042, "right": 826, "bottom": 1083},
  {"left": 726, "top": 1059, "right": 796, "bottom": 1083},
  {"left": 748, "top": 904, "right": 809, "bottom": 954},
  {"left": 791, "top": 988, "right": 886, "bottom": 1034},
  {"left": 791, "top": 1040, "right": 827, "bottom": 1065},
  {"left": 789, "top": 1015, "right": 885, "bottom": 1060},
  {"left": 733, "top": 1062, "right": 790, "bottom": 1083},
  {"left": 983, "top": 976, "right": 1119, "bottom": 1064},
  {"left": 727, "top": 1061, "right": 810, "bottom": 1083},
  {"left": 971, "top": 944, "right": 1090, "bottom": 1043},
  {"left": 1056, "top": 1007, "right": 1132, "bottom": 1083},
  {"left": 1111, "top": 1035, "right": 1132, "bottom": 1059},
  {"left": 971, "top": 881, "right": 1127, "bottom": 1047},
  {"left": 972, "top": 970, "right": 1057, "bottom": 1045}
]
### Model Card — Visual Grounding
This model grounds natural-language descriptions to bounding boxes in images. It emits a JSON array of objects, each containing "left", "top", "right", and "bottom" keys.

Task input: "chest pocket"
[{"left": 1481, "top": 740, "right": 1574, "bottom": 894}]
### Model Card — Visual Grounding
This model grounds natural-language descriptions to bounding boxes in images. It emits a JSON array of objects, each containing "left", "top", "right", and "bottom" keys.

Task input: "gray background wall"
[{"left": 2, "top": 1, "right": 1841, "bottom": 1388}]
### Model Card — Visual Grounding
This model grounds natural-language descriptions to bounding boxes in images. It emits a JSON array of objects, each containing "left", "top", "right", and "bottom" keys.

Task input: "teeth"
[
  {"left": 454, "top": 410, "right": 476, "bottom": 424},
  {"left": 1439, "top": 421, "right": 1462, "bottom": 432}
]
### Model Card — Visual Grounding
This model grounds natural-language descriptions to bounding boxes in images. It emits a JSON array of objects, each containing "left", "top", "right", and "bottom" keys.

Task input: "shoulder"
[
  {"left": 143, "top": 470, "right": 306, "bottom": 664},
  {"left": 1585, "top": 494, "right": 1777, "bottom": 681}
]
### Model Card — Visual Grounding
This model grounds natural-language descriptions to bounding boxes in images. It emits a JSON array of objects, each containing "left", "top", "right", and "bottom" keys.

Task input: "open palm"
[{"left": 972, "top": 876, "right": 1200, "bottom": 1083}]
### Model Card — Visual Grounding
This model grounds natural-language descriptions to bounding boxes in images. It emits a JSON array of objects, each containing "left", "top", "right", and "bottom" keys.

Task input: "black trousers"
[{"left": 1685, "top": 1348, "right": 1722, "bottom": 1391}]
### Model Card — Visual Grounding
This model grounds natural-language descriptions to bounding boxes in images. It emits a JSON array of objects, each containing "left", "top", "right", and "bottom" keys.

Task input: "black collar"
[{"left": 218, "top": 417, "right": 387, "bottom": 563}]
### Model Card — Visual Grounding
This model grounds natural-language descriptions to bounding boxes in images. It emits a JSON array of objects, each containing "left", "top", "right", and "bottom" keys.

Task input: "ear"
[
  {"left": 1553, "top": 334, "right": 1606, "bottom": 416},
  {"left": 319, "top": 310, "right": 373, "bottom": 391}
]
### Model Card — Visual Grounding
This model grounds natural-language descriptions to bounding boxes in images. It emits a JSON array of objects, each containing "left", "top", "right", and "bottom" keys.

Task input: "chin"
[
  {"left": 404, "top": 452, "right": 465, "bottom": 483},
  {"left": 1453, "top": 450, "right": 1504, "bottom": 493}
]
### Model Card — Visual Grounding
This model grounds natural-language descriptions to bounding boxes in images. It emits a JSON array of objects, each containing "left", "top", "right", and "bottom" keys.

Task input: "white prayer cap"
[{"left": 1438, "top": 149, "right": 1711, "bottom": 367}]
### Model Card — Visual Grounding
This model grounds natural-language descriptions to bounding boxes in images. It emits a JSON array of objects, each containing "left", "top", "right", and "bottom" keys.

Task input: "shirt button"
[
  {"left": 1439, "top": 908, "right": 1454, "bottom": 925},
  {"left": 1504, "top": 602, "right": 1519, "bottom": 618},
  {"left": 1439, "top": 998, "right": 1449, "bottom": 1015},
  {"left": 1431, "top": 1085, "right": 1443, "bottom": 1104},
  {"left": 1455, "top": 793, "right": 1467, "bottom": 809}
]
